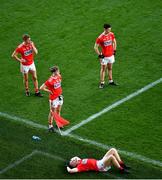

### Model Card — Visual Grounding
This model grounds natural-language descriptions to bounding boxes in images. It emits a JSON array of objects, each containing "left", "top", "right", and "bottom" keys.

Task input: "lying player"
[{"left": 67, "top": 148, "right": 130, "bottom": 174}]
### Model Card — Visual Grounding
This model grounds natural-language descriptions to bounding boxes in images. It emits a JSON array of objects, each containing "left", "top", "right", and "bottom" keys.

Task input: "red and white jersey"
[
  {"left": 76, "top": 159, "right": 99, "bottom": 172},
  {"left": 96, "top": 32, "right": 115, "bottom": 57},
  {"left": 45, "top": 74, "right": 62, "bottom": 100},
  {"left": 15, "top": 42, "right": 34, "bottom": 66}
]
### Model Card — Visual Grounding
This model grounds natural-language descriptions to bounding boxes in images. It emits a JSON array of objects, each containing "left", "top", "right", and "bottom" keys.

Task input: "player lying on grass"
[
  {"left": 12, "top": 34, "right": 42, "bottom": 97},
  {"left": 67, "top": 148, "right": 130, "bottom": 174},
  {"left": 40, "top": 66, "right": 63, "bottom": 132}
]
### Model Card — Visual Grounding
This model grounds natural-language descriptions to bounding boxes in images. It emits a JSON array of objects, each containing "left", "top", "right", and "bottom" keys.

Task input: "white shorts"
[
  {"left": 97, "top": 159, "right": 111, "bottom": 172},
  {"left": 100, "top": 55, "right": 115, "bottom": 65},
  {"left": 20, "top": 62, "right": 36, "bottom": 74},
  {"left": 50, "top": 95, "right": 63, "bottom": 108}
]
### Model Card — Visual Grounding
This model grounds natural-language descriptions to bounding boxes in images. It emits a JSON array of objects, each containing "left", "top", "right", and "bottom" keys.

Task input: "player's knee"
[
  {"left": 108, "top": 67, "right": 112, "bottom": 71},
  {"left": 101, "top": 67, "right": 106, "bottom": 72},
  {"left": 24, "top": 77, "right": 28, "bottom": 82},
  {"left": 109, "top": 154, "right": 114, "bottom": 160},
  {"left": 110, "top": 148, "right": 116, "bottom": 154},
  {"left": 33, "top": 76, "right": 37, "bottom": 81}
]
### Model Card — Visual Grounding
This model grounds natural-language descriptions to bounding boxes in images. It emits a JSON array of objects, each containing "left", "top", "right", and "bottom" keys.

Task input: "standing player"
[
  {"left": 94, "top": 24, "right": 117, "bottom": 88},
  {"left": 67, "top": 148, "right": 130, "bottom": 174},
  {"left": 40, "top": 66, "right": 63, "bottom": 132},
  {"left": 12, "top": 34, "right": 42, "bottom": 96}
]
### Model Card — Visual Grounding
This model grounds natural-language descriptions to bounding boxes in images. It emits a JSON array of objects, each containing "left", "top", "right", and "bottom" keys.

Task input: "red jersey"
[
  {"left": 96, "top": 32, "right": 115, "bottom": 57},
  {"left": 15, "top": 42, "right": 34, "bottom": 66},
  {"left": 76, "top": 159, "right": 99, "bottom": 172},
  {"left": 45, "top": 75, "right": 62, "bottom": 100}
]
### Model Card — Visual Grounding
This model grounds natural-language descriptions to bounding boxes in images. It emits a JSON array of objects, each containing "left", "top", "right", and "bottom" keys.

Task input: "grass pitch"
[{"left": 0, "top": 0, "right": 162, "bottom": 178}]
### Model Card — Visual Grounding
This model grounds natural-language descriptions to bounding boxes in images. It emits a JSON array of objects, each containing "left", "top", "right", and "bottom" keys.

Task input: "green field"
[{"left": 0, "top": 0, "right": 162, "bottom": 178}]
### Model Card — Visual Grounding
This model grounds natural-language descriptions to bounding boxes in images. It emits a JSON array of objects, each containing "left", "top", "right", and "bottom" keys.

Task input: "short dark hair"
[
  {"left": 22, "top": 34, "right": 30, "bottom": 41},
  {"left": 50, "top": 66, "right": 59, "bottom": 73},
  {"left": 103, "top": 24, "right": 111, "bottom": 29}
]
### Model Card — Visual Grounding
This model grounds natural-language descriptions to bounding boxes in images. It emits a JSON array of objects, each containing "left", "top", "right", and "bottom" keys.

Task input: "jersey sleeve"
[
  {"left": 45, "top": 80, "right": 51, "bottom": 88},
  {"left": 111, "top": 33, "right": 115, "bottom": 40},
  {"left": 77, "top": 165, "right": 86, "bottom": 172},
  {"left": 15, "top": 46, "right": 21, "bottom": 53},
  {"left": 96, "top": 37, "right": 101, "bottom": 45}
]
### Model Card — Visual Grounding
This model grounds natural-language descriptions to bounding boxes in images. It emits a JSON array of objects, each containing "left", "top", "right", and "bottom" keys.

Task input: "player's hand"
[
  {"left": 20, "top": 58, "right": 26, "bottom": 63},
  {"left": 98, "top": 54, "right": 104, "bottom": 59},
  {"left": 30, "top": 41, "right": 34, "bottom": 47},
  {"left": 67, "top": 166, "right": 71, "bottom": 172},
  {"left": 50, "top": 91, "right": 53, "bottom": 95},
  {"left": 113, "top": 50, "right": 116, "bottom": 55}
]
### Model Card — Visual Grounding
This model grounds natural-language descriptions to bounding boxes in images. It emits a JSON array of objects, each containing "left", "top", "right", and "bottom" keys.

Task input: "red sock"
[
  {"left": 119, "top": 166, "right": 124, "bottom": 170},
  {"left": 35, "top": 89, "right": 39, "bottom": 93},
  {"left": 119, "top": 161, "right": 124, "bottom": 166}
]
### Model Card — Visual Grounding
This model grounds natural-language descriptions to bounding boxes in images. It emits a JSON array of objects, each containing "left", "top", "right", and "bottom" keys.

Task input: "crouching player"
[
  {"left": 67, "top": 148, "right": 130, "bottom": 174},
  {"left": 40, "top": 66, "right": 63, "bottom": 132}
]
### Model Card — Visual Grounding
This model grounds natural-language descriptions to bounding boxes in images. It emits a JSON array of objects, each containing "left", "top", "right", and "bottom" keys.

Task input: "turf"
[
  {"left": 0, "top": 119, "right": 162, "bottom": 179},
  {"left": 0, "top": 0, "right": 162, "bottom": 178}
]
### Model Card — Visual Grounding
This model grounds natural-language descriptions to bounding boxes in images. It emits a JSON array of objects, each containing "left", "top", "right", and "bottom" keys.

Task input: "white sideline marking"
[
  {"left": 0, "top": 112, "right": 46, "bottom": 130},
  {"left": 68, "top": 134, "right": 162, "bottom": 168},
  {"left": 35, "top": 150, "right": 65, "bottom": 162},
  {"left": 1, "top": 112, "right": 162, "bottom": 168},
  {"left": 63, "top": 78, "right": 162, "bottom": 135},
  {"left": 0, "top": 150, "right": 65, "bottom": 175},
  {"left": 0, "top": 150, "right": 37, "bottom": 175}
]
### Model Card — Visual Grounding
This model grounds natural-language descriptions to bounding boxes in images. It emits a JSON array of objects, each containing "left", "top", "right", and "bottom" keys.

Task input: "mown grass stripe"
[{"left": 63, "top": 78, "right": 162, "bottom": 135}]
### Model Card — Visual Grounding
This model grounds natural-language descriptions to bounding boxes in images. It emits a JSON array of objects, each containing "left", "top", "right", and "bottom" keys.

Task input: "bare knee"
[
  {"left": 110, "top": 148, "right": 116, "bottom": 154},
  {"left": 24, "top": 76, "right": 28, "bottom": 82},
  {"left": 109, "top": 154, "right": 115, "bottom": 160},
  {"left": 32, "top": 75, "right": 37, "bottom": 81},
  {"left": 108, "top": 66, "right": 112, "bottom": 71},
  {"left": 101, "top": 66, "right": 106, "bottom": 72}
]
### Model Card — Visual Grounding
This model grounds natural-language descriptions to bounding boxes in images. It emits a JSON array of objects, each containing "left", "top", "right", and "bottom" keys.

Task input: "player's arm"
[
  {"left": 40, "top": 83, "right": 53, "bottom": 94},
  {"left": 94, "top": 43, "right": 104, "bottom": 59},
  {"left": 113, "top": 38, "right": 117, "bottom": 51},
  {"left": 31, "top": 41, "right": 38, "bottom": 55},
  {"left": 94, "top": 43, "right": 101, "bottom": 56},
  {"left": 11, "top": 50, "right": 26, "bottom": 63},
  {"left": 67, "top": 166, "right": 78, "bottom": 173}
]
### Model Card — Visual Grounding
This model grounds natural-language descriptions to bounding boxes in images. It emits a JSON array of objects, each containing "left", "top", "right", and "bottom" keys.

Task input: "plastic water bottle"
[{"left": 32, "top": 135, "right": 41, "bottom": 141}]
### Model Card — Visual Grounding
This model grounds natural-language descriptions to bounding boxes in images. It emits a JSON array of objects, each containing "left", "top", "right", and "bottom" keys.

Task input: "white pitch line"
[
  {"left": 63, "top": 77, "right": 162, "bottom": 135},
  {"left": 1, "top": 112, "right": 162, "bottom": 168},
  {"left": 0, "top": 150, "right": 64, "bottom": 175},
  {"left": 35, "top": 150, "right": 65, "bottom": 162},
  {"left": 0, "top": 112, "right": 47, "bottom": 130},
  {"left": 68, "top": 134, "right": 162, "bottom": 168},
  {"left": 0, "top": 150, "right": 37, "bottom": 175},
  {"left": 0, "top": 149, "right": 119, "bottom": 179}
]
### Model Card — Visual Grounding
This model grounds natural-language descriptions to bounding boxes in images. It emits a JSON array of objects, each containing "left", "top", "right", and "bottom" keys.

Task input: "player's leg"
[
  {"left": 29, "top": 63, "right": 42, "bottom": 97},
  {"left": 107, "top": 63, "right": 113, "bottom": 82},
  {"left": 102, "top": 154, "right": 120, "bottom": 168},
  {"left": 23, "top": 73, "right": 30, "bottom": 96},
  {"left": 56, "top": 95, "right": 63, "bottom": 115},
  {"left": 102, "top": 155, "right": 129, "bottom": 173},
  {"left": 103, "top": 148, "right": 130, "bottom": 170},
  {"left": 48, "top": 101, "right": 56, "bottom": 132},
  {"left": 103, "top": 148, "right": 121, "bottom": 162},
  {"left": 99, "top": 64, "right": 106, "bottom": 88},
  {"left": 57, "top": 105, "right": 62, "bottom": 115},
  {"left": 21, "top": 64, "right": 30, "bottom": 96}
]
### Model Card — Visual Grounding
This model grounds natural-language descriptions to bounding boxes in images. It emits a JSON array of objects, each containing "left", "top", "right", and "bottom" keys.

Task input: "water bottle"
[{"left": 32, "top": 135, "right": 41, "bottom": 141}]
